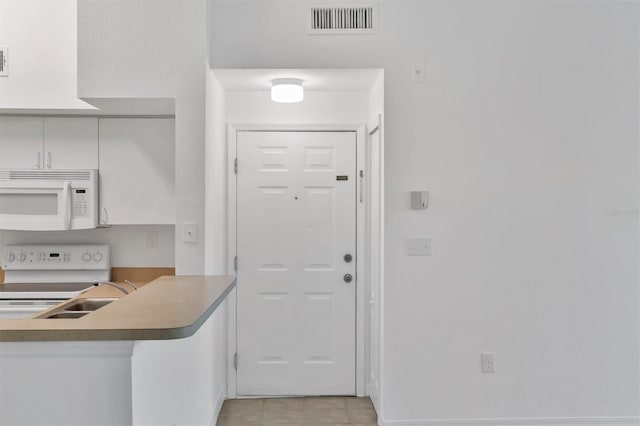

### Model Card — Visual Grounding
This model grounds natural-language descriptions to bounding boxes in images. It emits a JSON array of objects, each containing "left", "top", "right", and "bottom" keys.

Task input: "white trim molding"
[
  {"left": 226, "top": 122, "right": 371, "bottom": 398},
  {"left": 209, "top": 387, "right": 227, "bottom": 426},
  {"left": 378, "top": 416, "right": 640, "bottom": 426}
]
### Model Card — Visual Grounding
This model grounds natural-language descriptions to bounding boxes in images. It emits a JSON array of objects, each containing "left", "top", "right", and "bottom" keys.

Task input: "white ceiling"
[{"left": 213, "top": 68, "right": 383, "bottom": 91}]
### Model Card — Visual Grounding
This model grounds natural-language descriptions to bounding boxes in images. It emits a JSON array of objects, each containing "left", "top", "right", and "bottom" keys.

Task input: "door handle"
[
  {"left": 343, "top": 273, "right": 353, "bottom": 283},
  {"left": 343, "top": 254, "right": 353, "bottom": 263},
  {"left": 62, "top": 181, "right": 72, "bottom": 230}
]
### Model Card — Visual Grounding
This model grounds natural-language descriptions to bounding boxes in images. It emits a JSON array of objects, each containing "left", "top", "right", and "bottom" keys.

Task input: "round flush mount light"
[{"left": 271, "top": 78, "right": 304, "bottom": 103}]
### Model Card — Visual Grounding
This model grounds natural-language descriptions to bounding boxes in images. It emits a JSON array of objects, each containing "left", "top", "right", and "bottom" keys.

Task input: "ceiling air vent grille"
[
  {"left": 0, "top": 46, "right": 7, "bottom": 77},
  {"left": 307, "top": 5, "right": 377, "bottom": 35}
]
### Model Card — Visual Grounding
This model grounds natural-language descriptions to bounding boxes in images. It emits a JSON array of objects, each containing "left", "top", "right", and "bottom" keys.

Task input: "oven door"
[
  {"left": 0, "top": 180, "right": 73, "bottom": 231},
  {"left": 0, "top": 300, "right": 64, "bottom": 320}
]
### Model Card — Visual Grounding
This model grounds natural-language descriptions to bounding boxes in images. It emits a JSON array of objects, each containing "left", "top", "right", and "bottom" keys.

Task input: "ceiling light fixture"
[{"left": 271, "top": 78, "right": 304, "bottom": 103}]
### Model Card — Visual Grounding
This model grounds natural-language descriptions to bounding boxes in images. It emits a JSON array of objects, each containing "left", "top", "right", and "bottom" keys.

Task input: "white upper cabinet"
[
  {"left": 98, "top": 118, "right": 175, "bottom": 225},
  {"left": 0, "top": 117, "right": 98, "bottom": 170},
  {"left": 0, "top": 117, "right": 44, "bottom": 169},
  {"left": 43, "top": 118, "right": 99, "bottom": 170}
]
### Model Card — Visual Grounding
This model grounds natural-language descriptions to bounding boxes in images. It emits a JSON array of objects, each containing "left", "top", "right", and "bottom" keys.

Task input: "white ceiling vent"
[
  {"left": 0, "top": 46, "right": 8, "bottom": 77},
  {"left": 307, "top": 5, "right": 377, "bottom": 35}
]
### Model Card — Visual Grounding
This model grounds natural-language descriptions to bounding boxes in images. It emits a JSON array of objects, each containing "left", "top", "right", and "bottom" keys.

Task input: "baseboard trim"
[
  {"left": 379, "top": 416, "right": 640, "bottom": 426},
  {"left": 209, "top": 388, "right": 227, "bottom": 426}
]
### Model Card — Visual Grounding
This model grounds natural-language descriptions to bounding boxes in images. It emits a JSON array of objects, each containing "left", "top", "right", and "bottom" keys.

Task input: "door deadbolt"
[
  {"left": 343, "top": 254, "right": 353, "bottom": 263},
  {"left": 343, "top": 273, "right": 353, "bottom": 283}
]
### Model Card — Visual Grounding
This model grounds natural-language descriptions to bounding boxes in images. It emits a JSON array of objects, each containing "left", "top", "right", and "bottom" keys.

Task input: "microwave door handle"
[{"left": 62, "top": 181, "right": 72, "bottom": 230}]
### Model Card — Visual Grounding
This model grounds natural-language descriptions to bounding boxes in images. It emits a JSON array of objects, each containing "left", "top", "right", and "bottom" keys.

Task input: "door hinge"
[
  {"left": 234, "top": 158, "right": 238, "bottom": 174},
  {"left": 234, "top": 256, "right": 238, "bottom": 272},
  {"left": 359, "top": 169, "right": 365, "bottom": 203},
  {"left": 234, "top": 353, "right": 238, "bottom": 370}
]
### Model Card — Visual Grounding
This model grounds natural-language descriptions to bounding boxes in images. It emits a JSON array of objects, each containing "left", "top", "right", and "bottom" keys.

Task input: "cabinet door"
[
  {"left": 44, "top": 118, "right": 99, "bottom": 170},
  {"left": 98, "top": 118, "right": 175, "bottom": 225},
  {"left": 0, "top": 117, "right": 44, "bottom": 169}
]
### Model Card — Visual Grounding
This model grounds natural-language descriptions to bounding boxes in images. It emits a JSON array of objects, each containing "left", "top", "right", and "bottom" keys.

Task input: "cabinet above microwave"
[{"left": 0, "top": 117, "right": 98, "bottom": 170}]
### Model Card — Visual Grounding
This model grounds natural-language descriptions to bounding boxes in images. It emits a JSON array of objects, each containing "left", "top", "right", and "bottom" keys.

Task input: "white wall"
[
  {"left": 225, "top": 90, "right": 369, "bottom": 124},
  {"left": 132, "top": 300, "right": 227, "bottom": 426},
  {"left": 205, "top": 70, "right": 228, "bottom": 275},
  {"left": 209, "top": 0, "right": 640, "bottom": 423},
  {"left": 0, "top": 226, "right": 175, "bottom": 267},
  {"left": 0, "top": 0, "right": 92, "bottom": 110},
  {"left": 77, "top": 0, "right": 206, "bottom": 275}
]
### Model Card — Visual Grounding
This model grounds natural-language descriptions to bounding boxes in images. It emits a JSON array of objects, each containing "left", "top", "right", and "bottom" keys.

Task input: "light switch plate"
[
  {"left": 182, "top": 222, "right": 198, "bottom": 243},
  {"left": 406, "top": 238, "right": 432, "bottom": 256},
  {"left": 412, "top": 63, "right": 425, "bottom": 83}
]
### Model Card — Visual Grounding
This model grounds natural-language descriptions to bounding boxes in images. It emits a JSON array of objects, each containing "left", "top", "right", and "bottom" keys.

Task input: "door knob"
[
  {"left": 343, "top": 273, "right": 353, "bottom": 283},
  {"left": 343, "top": 254, "right": 353, "bottom": 263}
]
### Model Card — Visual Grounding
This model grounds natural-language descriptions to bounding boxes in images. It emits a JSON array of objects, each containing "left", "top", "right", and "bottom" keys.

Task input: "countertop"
[{"left": 0, "top": 275, "right": 236, "bottom": 342}]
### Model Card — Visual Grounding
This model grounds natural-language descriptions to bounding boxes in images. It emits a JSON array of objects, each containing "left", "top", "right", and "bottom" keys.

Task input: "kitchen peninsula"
[{"left": 0, "top": 275, "right": 236, "bottom": 426}]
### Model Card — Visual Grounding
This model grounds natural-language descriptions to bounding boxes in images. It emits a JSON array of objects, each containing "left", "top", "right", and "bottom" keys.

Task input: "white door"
[{"left": 236, "top": 131, "right": 357, "bottom": 396}]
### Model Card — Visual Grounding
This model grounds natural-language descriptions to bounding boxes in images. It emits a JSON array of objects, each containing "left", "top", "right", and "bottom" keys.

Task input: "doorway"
[
  {"left": 208, "top": 68, "right": 384, "bottom": 400},
  {"left": 235, "top": 130, "right": 357, "bottom": 395}
]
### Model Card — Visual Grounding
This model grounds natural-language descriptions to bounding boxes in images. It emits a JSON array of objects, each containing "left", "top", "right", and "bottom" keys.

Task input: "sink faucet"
[
  {"left": 123, "top": 280, "right": 139, "bottom": 290},
  {"left": 94, "top": 281, "right": 130, "bottom": 295}
]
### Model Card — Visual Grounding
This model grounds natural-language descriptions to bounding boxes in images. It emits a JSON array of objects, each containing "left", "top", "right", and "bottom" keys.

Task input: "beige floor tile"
[
  {"left": 263, "top": 409, "right": 306, "bottom": 424},
  {"left": 264, "top": 397, "right": 307, "bottom": 411},
  {"left": 304, "top": 397, "right": 347, "bottom": 410},
  {"left": 305, "top": 409, "right": 350, "bottom": 424},
  {"left": 345, "top": 397, "right": 374, "bottom": 409},
  {"left": 217, "top": 410, "right": 263, "bottom": 426},
  {"left": 221, "top": 398, "right": 264, "bottom": 413},
  {"left": 347, "top": 408, "right": 377, "bottom": 424}
]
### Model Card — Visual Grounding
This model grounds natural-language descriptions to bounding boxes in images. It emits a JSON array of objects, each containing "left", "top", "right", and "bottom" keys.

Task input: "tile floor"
[{"left": 216, "top": 397, "right": 377, "bottom": 426}]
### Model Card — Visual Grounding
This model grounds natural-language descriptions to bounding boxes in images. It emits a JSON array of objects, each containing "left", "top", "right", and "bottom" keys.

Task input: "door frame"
[{"left": 227, "top": 123, "right": 367, "bottom": 398}]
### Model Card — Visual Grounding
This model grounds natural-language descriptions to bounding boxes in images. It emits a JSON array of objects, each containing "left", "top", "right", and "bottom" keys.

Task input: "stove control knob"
[
  {"left": 93, "top": 252, "right": 103, "bottom": 262},
  {"left": 82, "top": 252, "right": 92, "bottom": 262},
  {"left": 18, "top": 253, "right": 27, "bottom": 262},
  {"left": 5, "top": 253, "right": 15, "bottom": 262}
]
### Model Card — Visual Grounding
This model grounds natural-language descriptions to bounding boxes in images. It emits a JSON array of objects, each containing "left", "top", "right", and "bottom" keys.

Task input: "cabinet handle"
[
  {"left": 36, "top": 152, "right": 41, "bottom": 169},
  {"left": 102, "top": 207, "right": 108, "bottom": 225},
  {"left": 47, "top": 152, "right": 52, "bottom": 169}
]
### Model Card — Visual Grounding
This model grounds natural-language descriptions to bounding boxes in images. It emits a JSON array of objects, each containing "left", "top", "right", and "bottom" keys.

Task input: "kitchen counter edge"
[{"left": 0, "top": 275, "right": 236, "bottom": 342}]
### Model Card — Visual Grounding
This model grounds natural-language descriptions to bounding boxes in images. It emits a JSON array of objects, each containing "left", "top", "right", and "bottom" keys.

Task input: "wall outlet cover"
[
  {"left": 481, "top": 352, "right": 496, "bottom": 373},
  {"left": 406, "top": 238, "right": 432, "bottom": 256}
]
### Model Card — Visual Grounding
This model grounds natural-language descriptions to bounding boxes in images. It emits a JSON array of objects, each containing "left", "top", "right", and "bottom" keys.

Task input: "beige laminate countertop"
[{"left": 0, "top": 275, "right": 236, "bottom": 342}]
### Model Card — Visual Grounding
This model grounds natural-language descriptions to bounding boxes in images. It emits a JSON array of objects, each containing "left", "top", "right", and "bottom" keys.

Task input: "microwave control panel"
[
  {"left": 72, "top": 188, "right": 90, "bottom": 218},
  {"left": 2, "top": 244, "right": 110, "bottom": 271}
]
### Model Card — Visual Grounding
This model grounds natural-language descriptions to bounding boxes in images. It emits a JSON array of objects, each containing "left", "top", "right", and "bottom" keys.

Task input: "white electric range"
[{"left": 0, "top": 244, "right": 110, "bottom": 319}]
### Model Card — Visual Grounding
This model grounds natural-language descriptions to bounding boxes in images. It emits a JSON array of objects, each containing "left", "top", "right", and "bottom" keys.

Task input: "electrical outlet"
[{"left": 481, "top": 352, "right": 496, "bottom": 373}]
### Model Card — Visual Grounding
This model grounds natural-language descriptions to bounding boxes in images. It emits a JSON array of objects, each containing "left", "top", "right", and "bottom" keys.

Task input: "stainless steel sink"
[
  {"left": 63, "top": 298, "right": 117, "bottom": 312},
  {"left": 35, "top": 298, "right": 118, "bottom": 319},
  {"left": 45, "top": 312, "right": 89, "bottom": 319}
]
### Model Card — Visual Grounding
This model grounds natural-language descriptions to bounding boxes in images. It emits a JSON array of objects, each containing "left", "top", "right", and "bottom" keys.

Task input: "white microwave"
[{"left": 0, "top": 169, "right": 98, "bottom": 231}]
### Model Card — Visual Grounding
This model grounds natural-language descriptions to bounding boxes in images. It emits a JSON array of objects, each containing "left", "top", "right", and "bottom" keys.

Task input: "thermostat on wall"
[{"left": 411, "top": 191, "right": 428, "bottom": 210}]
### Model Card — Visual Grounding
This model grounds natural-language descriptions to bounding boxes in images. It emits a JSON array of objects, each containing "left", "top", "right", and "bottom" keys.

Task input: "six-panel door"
[{"left": 236, "top": 131, "right": 357, "bottom": 396}]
